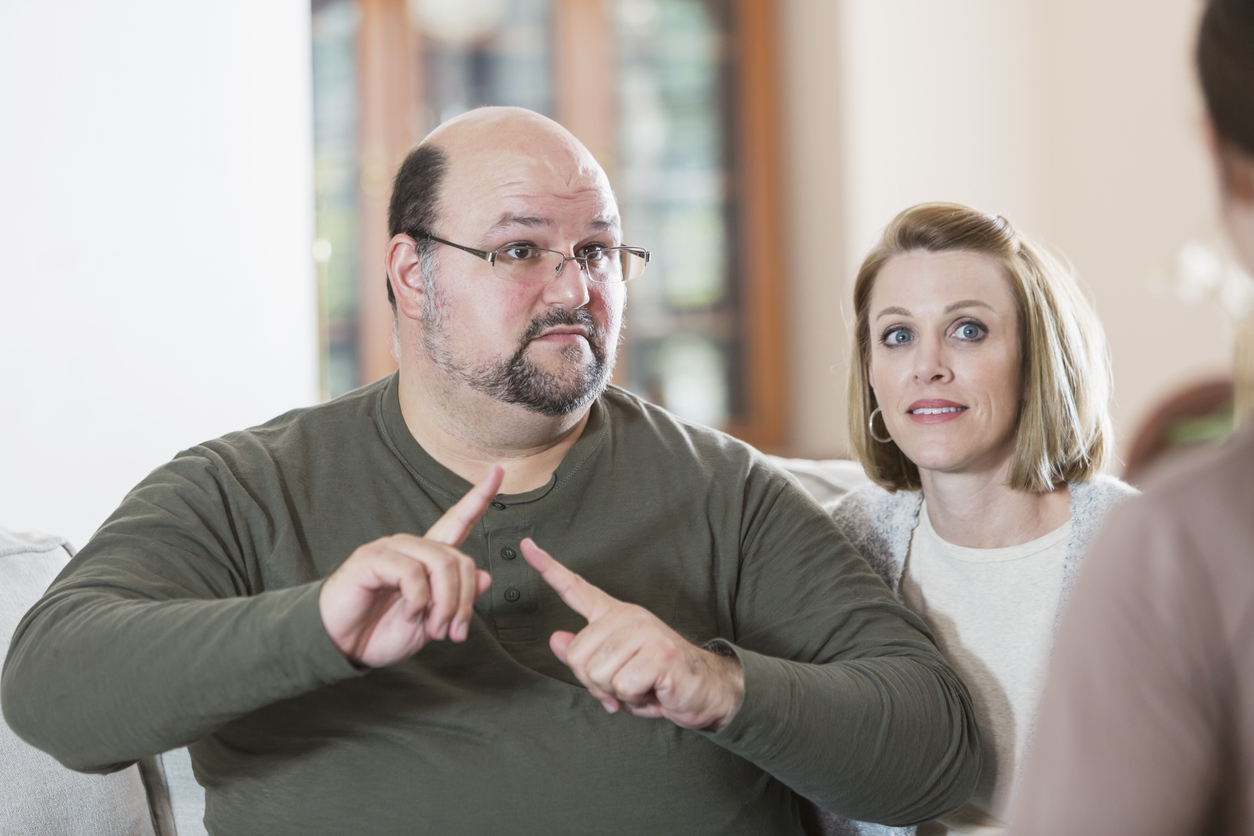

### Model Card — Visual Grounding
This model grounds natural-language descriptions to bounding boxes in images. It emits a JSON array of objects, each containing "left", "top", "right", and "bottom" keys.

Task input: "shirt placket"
[{"left": 481, "top": 499, "right": 537, "bottom": 642}]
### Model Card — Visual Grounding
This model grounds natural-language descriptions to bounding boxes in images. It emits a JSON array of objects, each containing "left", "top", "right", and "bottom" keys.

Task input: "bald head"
[
  {"left": 386, "top": 107, "right": 616, "bottom": 306},
  {"left": 427, "top": 107, "right": 606, "bottom": 180},
  {"left": 389, "top": 108, "right": 612, "bottom": 236}
]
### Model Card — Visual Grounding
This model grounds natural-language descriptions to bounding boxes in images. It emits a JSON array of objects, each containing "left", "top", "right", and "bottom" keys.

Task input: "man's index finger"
[
  {"left": 520, "top": 538, "right": 615, "bottom": 621},
  {"left": 425, "top": 465, "right": 505, "bottom": 547}
]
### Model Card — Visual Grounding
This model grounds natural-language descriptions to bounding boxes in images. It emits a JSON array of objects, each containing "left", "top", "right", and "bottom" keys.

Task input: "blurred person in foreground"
[
  {"left": 1009, "top": 1, "right": 1254, "bottom": 833},
  {"left": 1, "top": 107, "right": 980, "bottom": 835},
  {"left": 826, "top": 203, "right": 1135, "bottom": 836}
]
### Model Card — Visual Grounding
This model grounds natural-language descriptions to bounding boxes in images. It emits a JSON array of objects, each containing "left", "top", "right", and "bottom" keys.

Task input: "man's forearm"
[
  {"left": 704, "top": 647, "right": 981, "bottom": 826},
  {"left": 1, "top": 581, "right": 358, "bottom": 772}
]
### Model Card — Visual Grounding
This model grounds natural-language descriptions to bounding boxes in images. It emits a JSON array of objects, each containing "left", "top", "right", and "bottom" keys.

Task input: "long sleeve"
[
  {"left": 1, "top": 453, "right": 362, "bottom": 772},
  {"left": 706, "top": 466, "right": 982, "bottom": 826},
  {"left": 4, "top": 380, "right": 986, "bottom": 836}
]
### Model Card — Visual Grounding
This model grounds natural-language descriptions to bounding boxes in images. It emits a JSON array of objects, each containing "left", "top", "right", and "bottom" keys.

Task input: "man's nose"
[{"left": 542, "top": 253, "right": 592, "bottom": 308}]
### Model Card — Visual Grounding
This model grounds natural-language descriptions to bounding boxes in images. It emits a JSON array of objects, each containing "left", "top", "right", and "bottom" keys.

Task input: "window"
[{"left": 311, "top": 0, "right": 786, "bottom": 450}]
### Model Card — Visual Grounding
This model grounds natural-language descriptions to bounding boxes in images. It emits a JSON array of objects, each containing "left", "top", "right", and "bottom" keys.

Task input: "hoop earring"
[{"left": 868, "top": 407, "right": 892, "bottom": 444}]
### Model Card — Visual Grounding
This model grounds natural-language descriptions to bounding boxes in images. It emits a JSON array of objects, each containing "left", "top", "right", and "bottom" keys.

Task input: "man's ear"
[{"left": 387, "top": 234, "right": 426, "bottom": 321}]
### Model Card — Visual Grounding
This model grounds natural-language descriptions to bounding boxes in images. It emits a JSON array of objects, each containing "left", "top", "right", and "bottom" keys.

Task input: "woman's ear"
[
  {"left": 387, "top": 234, "right": 426, "bottom": 320},
  {"left": 1206, "top": 118, "right": 1254, "bottom": 204}
]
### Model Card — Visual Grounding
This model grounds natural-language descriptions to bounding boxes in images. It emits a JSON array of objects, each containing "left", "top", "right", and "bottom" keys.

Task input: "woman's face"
[{"left": 867, "top": 250, "right": 1023, "bottom": 479}]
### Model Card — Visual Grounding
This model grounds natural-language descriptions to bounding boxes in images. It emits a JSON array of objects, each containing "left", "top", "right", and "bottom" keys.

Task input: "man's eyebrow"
[
  {"left": 485, "top": 214, "right": 620, "bottom": 235},
  {"left": 488, "top": 214, "right": 552, "bottom": 233}
]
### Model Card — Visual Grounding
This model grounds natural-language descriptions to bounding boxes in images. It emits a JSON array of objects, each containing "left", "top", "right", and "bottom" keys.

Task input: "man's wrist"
[{"left": 703, "top": 644, "right": 745, "bottom": 732}]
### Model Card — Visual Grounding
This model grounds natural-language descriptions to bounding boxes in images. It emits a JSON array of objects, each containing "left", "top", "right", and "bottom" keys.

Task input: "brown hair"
[
  {"left": 848, "top": 202, "right": 1112, "bottom": 493},
  {"left": 1198, "top": 0, "right": 1254, "bottom": 200},
  {"left": 1198, "top": 0, "right": 1254, "bottom": 158}
]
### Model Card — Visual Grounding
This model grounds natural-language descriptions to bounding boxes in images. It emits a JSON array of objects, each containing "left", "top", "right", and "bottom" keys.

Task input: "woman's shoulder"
[
  {"left": 1063, "top": 474, "right": 1139, "bottom": 563},
  {"left": 828, "top": 484, "right": 923, "bottom": 586},
  {"left": 1071, "top": 473, "right": 1139, "bottom": 501},
  {"left": 829, "top": 483, "right": 920, "bottom": 524},
  {"left": 1068, "top": 475, "right": 1139, "bottom": 535}
]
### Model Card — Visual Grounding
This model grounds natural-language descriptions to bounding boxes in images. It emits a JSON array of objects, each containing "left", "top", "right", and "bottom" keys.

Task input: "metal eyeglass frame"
[{"left": 412, "top": 231, "right": 649, "bottom": 284}]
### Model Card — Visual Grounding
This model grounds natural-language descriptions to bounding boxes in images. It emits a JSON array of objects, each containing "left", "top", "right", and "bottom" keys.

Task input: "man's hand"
[
  {"left": 520, "top": 538, "right": 744, "bottom": 732},
  {"left": 319, "top": 466, "right": 503, "bottom": 667}
]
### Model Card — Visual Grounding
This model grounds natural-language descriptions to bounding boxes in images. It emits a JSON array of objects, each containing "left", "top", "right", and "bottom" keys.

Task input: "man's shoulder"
[
  {"left": 183, "top": 376, "right": 390, "bottom": 467},
  {"left": 601, "top": 386, "right": 752, "bottom": 452},
  {"left": 598, "top": 386, "right": 775, "bottom": 478}
]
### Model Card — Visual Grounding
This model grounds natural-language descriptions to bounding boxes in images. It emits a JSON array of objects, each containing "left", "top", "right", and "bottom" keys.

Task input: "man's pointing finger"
[
  {"left": 426, "top": 465, "right": 505, "bottom": 547},
  {"left": 520, "top": 538, "right": 616, "bottom": 621}
]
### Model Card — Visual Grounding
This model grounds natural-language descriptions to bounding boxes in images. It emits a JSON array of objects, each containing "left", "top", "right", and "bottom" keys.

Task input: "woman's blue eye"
[
  {"left": 885, "top": 328, "right": 912, "bottom": 345},
  {"left": 955, "top": 323, "right": 983, "bottom": 340}
]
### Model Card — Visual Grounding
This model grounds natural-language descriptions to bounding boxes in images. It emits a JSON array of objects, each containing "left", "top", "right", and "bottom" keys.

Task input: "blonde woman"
[{"left": 828, "top": 203, "right": 1135, "bottom": 836}]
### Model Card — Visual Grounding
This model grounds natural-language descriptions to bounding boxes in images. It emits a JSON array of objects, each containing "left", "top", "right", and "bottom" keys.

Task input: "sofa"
[{"left": 0, "top": 528, "right": 175, "bottom": 836}]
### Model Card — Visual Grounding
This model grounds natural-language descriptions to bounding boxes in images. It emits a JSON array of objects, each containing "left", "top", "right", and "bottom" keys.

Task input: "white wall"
[
  {"left": 781, "top": 0, "right": 848, "bottom": 457},
  {"left": 783, "top": 0, "right": 1230, "bottom": 463},
  {"left": 1034, "top": 0, "right": 1227, "bottom": 459},
  {"left": 0, "top": 1, "right": 317, "bottom": 549}
]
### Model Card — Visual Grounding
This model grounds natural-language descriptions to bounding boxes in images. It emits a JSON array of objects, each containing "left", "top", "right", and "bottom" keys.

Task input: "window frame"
[{"left": 344, "top": 0, "right": 788, "bottom": 452}]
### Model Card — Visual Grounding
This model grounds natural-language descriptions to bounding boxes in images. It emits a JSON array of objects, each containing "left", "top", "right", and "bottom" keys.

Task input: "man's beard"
[{"left": 421, "top": 285, "right": 615, "bottom": 417}]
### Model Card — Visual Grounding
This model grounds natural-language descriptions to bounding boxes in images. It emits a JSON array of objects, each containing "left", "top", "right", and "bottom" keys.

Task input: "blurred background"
[{"left": 2, "top": 0, "right": 1249, "bottom": 548}]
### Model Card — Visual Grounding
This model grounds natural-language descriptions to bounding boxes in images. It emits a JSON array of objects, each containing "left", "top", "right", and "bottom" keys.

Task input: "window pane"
[
  {"left": 416, "top": 0, "right": 554, "bottom": 131},
  {"left": 312, "top": 0, "right": 361, "bottom": 399},
  {"left": 616, "top": 0, "right": 740, "bottom": 426}
]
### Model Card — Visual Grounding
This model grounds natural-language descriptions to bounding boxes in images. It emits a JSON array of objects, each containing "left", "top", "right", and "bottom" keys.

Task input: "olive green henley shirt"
[{"left": 3, "top": 376, "right": 979, "bottom": 835}]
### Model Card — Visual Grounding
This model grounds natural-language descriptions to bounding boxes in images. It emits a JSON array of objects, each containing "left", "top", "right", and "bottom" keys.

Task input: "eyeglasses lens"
[{"left": 492, "top": 248, "right": 647, "bottom": 284}]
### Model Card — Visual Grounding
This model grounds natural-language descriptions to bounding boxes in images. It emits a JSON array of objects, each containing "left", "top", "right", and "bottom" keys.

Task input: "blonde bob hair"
[{"left": 848, "top": 202, "right": 1112, "bottom": 494}]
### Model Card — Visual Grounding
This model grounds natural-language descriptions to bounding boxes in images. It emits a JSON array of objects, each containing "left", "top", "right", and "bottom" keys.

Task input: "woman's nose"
[{"left": 913, "top": 336, "right": 952, "bottom": 383}]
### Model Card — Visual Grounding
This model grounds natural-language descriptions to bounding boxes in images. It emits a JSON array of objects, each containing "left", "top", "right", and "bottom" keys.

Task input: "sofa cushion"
[
  {"left": 0, "top": 528, "right": 172, "bottom": 836},
  {"left": 767, "top": 456, "right": 869, "bottom": 507}
]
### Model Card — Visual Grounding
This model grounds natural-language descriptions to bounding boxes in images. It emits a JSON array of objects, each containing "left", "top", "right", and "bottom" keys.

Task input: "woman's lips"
[{"left": 905, "top": 400, "right": 967, "bottom": 424}]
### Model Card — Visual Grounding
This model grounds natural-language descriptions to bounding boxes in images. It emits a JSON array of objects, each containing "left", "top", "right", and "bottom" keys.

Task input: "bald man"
[{"left": 3, "top": 108, "right": 979, "bottom": 835}]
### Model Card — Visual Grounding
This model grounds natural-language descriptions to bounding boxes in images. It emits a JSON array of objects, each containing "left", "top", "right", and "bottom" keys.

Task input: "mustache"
[{"left": 520, "top": 308, "right": 605, "bottom": 360}]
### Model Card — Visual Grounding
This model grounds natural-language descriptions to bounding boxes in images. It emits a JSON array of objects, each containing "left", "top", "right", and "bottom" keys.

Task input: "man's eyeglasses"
[{"left": 412, "top": 232, "right": 649, "bottom": 284}]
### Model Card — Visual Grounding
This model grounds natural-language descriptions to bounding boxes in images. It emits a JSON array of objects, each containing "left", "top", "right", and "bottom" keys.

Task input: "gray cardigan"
[{"left": 816, "top": 475, "right": 1137, "bottom": 836}]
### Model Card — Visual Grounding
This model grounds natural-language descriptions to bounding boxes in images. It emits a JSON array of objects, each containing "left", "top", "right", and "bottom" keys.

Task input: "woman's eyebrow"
[
  {"left": 875, "top": 300, "right": 995, "bottom": 321},
  {"left": 875, "top": 306, "right": 912, "bottom": 320},
  {"left": 943, "top": 299, "right": 994, "bottom": 314}
]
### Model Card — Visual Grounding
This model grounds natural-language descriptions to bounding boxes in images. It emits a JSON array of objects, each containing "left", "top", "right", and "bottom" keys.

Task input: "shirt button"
[
  {"left": 491, "top": 501, "right": 507, "bottom": 510},
  {"left": 504, "top": 587, "right": 521, "bottom": 603},
  {"left": 500, "top": 547, "right": 517, "bottom": 560}
]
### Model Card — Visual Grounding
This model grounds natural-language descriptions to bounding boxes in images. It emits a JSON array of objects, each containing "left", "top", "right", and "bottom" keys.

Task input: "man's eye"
[
  {"left": 579, "top": 245, "right": 608, "bottom": 261},
  {"left": 501, "top": 245, "right": 538, "bottom": 261}
]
